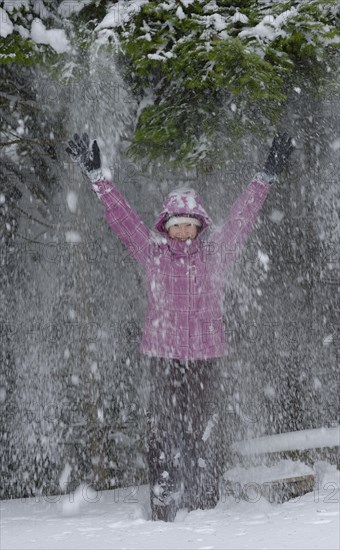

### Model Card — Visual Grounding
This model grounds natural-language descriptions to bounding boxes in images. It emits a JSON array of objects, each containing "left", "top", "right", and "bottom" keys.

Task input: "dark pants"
[{"left": 146, "top": 357, "right": 224, "bottom": 520}]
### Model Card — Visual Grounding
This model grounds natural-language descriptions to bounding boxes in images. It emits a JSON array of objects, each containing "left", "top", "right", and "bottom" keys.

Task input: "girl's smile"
[{"left": 168, "top": 222, "right": 198, "bottom": 240}]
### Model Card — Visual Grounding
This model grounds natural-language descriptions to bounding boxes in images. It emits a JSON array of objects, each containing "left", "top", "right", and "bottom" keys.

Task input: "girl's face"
[{"left": 168, "top": 222, "right": 198, "bottom": 240}]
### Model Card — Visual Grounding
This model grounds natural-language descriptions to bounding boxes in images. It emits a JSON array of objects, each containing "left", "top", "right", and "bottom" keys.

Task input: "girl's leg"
[
  {"left": 181, "top": 359, "right": 224, "bottom": 511},
  {"left": 146, "top": 357, "right": 184, "bottom": 521}
]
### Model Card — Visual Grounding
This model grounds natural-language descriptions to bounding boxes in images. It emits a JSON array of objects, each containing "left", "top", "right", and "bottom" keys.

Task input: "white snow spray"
[{"left": 4, "top": 40, "right": 339, "bottom": 513}]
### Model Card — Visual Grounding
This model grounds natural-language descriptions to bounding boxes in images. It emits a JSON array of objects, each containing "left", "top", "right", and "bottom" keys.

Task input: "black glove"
[
  {"left": 263, "top": 132, "right": 295, "bottom": 180},
  {"left": 66, "top": 133, "right": 101, "bottom": 181}
]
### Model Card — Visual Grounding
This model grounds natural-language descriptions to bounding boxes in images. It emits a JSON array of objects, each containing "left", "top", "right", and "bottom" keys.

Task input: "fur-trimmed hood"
[{"left": 154, "top": 187, "right": 211, "bottom": 235}]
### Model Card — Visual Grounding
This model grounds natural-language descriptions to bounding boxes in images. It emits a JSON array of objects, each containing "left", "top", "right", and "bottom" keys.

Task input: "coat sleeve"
[
  {"left": 211, "top": 176, "right": 272, "bottom": 270},
  {"left": 92, "top": 178, "right": 152, "bottom": 269}
]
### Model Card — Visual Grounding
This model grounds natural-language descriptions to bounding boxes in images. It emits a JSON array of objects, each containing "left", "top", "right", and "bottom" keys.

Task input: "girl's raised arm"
[
  {"left": 66, "top": 133, "right": 152, "bottom": 269},
  {"left": 211, "top": 133, "right": 295, "bottom": 270}
]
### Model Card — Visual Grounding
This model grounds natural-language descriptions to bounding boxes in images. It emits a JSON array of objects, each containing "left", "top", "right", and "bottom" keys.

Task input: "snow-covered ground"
[{"left": 1, "top": 462, "right": 339, "bottom": 550}]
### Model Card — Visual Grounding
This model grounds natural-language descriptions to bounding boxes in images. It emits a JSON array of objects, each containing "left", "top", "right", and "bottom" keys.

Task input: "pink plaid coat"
[{"left": 93, "top": 177, "right": 271, "bottom": 360}]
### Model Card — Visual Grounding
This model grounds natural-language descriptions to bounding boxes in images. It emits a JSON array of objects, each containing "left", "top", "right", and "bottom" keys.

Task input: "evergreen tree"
[{"left": 88, "top": 0, "right": 340, "bottom": 166}]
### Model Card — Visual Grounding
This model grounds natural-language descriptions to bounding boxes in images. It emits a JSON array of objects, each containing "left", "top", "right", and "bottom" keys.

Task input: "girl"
[{"left": 66, "top": 133, "right": 294, "bottom": 521}]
